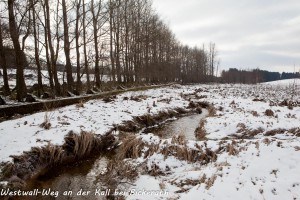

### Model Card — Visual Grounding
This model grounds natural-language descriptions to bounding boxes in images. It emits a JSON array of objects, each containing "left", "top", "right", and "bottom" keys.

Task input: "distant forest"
[{"left": 221, "top": 68, "right": 300, "bottom": 84}]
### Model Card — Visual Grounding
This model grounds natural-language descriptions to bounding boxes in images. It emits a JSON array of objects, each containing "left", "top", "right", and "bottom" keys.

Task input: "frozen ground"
[{"left": 0, "top": 80, "right": 300, "bottom": 199}]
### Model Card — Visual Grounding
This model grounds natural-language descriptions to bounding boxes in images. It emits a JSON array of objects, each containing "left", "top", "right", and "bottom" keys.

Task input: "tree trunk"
[
  {"left": 8, "top": 0, "right": 27, "bottom": 101},
  {"left": 91, "top": 0, "right": 101, "bottom": 88},
  {"left": 62, "top": 0, "right": 74, "bottom": 91},
  {"left": 45, "top": 0, "right": 60, "bottom": 95},
  {"left": 31, "top": 0, "right": 43, "bottom": 96},
  {"left": 0, "top": 21, "right": 11, "bottom": 95},
  {"left": 82, "top": 0, "right": 90, "bottom": 89},
  {"left": 75, "top": 0, "right": 82, "bottom": 92},
  {"left": 109, "top": 0, "right": 116, "bottom": 83}
]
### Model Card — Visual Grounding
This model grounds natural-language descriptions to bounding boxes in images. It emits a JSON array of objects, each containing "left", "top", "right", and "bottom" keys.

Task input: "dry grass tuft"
[
  {"left": 264, "top": 129, "right": 286, "bottom": 136},
  {"left": 95, "top": 159, "right": 138, "bottom": 199},
  {"left": 251, "top": 110, "right": 259, "bottom": 117},
  {"left": 103, "top": 96, "right": 116, "bottom": 103},
  {"left": 147, "top": 163, "right": 165, "bottom": 176},
  {"left": 117, "top": 120, "right": 140, "bottom": 132},
  {"left": 226, "top": 141, "right": 239, "bottom": 155},
  {"left": 288, "top": 128, "right": 300, "bottom": 137},
  {"left": 198, "top": 101, "right": 210, "bottom": 109},
  {"left": 130, "top": 95, "right": 148, "bottom": 102},
  {"left": 4, "top": 131, "right": 115, "bottom": 186},
  {"left": 40, "top": 113, "right": 51, "bottom": 129},
  {"left": 232, "top": 127, "right": 264, "bottom": 139},
  {"left": 195, "top": 120, "right": 207, "bottom": 140},
  {"left": 117, "top": 134, "right": 217, "bottom": 165},
  {"left": 76, "top": 100, "right": 84, "bottom": 108},
  {"left": 161, "top": 143, "right": 217, "bottom": 164},
  {"left": 134, "top": 114, "right": 156, "bottom": 127},
  {"left": 265, "top": 109, "right": 274, "bottom": 117},
  {"left": 205, "top": 175, "right": 217, "bottom": 190},
  {"left": 171, "top": 134, "right": 187, "bottom": 146},
  {"left": 208, "top": 106, "right": 216, "bottom": 116},
  {"left": 117, "top": 135, "right": 145, "bottom": 159},
  {"left": 263, "top": 138, "right": 272, "bottom": 145},
  {"left": 63, "top": 131, "right": 102, "bottom": 158},
  {"left": 174, "top": 107, "right": 188, "bottom": 114}
]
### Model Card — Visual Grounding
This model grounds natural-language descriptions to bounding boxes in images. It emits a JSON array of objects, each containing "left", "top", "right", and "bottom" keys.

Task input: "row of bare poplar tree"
[{"left": 0, "top": 0, "right": 218, "bottom": 101}]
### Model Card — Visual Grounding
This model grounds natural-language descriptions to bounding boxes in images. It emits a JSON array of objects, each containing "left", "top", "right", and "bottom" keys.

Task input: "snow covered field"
[
  {"left": 0, "top": 80, "right": 300, "bottom": 199},
  {"left": 122, "top": 81, "right": 300, "bottom": 200}
]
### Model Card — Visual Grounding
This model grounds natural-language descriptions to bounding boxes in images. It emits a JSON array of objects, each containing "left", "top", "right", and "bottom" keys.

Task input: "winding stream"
[{"left": 21, "top": 111, "right": 207, "bottom": 200}]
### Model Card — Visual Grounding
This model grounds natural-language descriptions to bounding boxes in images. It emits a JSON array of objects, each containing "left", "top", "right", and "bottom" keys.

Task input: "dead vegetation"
[
  {"left": 117, "top": 135, "right": 146, "bottom": 159},
  {"left": 265, "top": 109, "right": 274, "bottom": 117},
  {"left": 2, "top": 131, "right": 116, "bottom": 188},
  {"left": 231, "top": 124, "right": 264, "bottom": 139},
  {"left": 103, "top": 95, "right": 117, "bottom": 103},
  {"left": 117, "top": 134, "right": 217, "bottom": 165},
  {"left": 76, "top": 100, "right": 85, "bottom": 108},
  {"left": 195, "top": 120, "right": 207, "bottom": 140},
  {"left": 116, "top": 107, "right": 192, "bottom": 133},
  {"left": 95, "top": 159, "right": 138, "bottom": 199},
  {"left": 264, "top": 128, "right": 300, "bottom": 137},
  {"left": 130, "top": 95, "right": 148, "bottom": 102},
  {"left": 39, "top": 112, "right": 52, "bottom": 129}
]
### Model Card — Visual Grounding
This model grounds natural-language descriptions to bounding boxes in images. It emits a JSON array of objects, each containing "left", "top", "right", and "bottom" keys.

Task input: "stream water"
[
  {"left": 21, "top": 110, "right": 208, "bottom": 200},
  {"left": 143, "top": 109, "right": 208, "bottom": 140}
]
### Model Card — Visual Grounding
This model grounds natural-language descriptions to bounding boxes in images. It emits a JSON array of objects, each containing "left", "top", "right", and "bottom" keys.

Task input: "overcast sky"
[{"left": 152, "top": 0, "right": 300, "bottom": 73}]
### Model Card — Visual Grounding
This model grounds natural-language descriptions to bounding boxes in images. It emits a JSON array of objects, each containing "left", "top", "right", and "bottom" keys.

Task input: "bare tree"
[
  {"left": 0, "top": 20, "right": 11, "bottom": 95},
  {"left": 62, "top": 0, "right": 74, "bottom": 91},
  {"left": 91, "top": 0, "right": 103, "bottom": 87},
  {"left": 82, "top": 0, "right": 90, "bottom": 89},
  {"left": 8, "top": 0, "right": 27, "bottom": 101},
  {"left": 44, "top": 0, "right": 61, "bottom": 95},
  {"left": 75, "top": 0, "right": 82, "bottom": 91},
  {"left": 31, "top": 0, "right": 43, "bottom": 96}
]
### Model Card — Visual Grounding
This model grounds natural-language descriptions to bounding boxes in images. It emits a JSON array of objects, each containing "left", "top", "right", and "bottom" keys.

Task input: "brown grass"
[
  {"left": 134, "top": 114, "right": 156, "bottom": 127},
  {"left": 251, "top": 111, "right": 259, "bottom": 117},
  {"left": 3, "top": 131, "right": 116, "bottom": 187},
  {"left": 117, "top": 135, "right": 145, "bottom": 159},
  {"left": 231, "top": 127, "right": 264, "bottom": 139},
  {"left": 130, "top": 95, "right": 148, "bottom": 102},
  {"left": 208, "top": 106, "right": 216, "bottom": 116},
  {"left": 226, "top": 141, "right": 239, "bottom": 156},
  {"left": 95, "top": 159, "right": 138, "bottom": 199},
  {"left": 63, "top": 131, "right": 102, "bottom": 158},
  {"left": 161, "top": 145, "right": 217, "bottom": 164},
  {"left": 174, "top": 107, "right": 188, "bottom": 114},
  {"left": 76, "top": 100, "right": 84, "bottom": 108},
  {"left": 265, "top": 109, "right": 274, "bottom": 117},
  {"left": 117, "top": 134, "right": 217, "bottom": 165},
  {"left": 117, "top": 120, "right": 140, "bottom": 132},
  {"left": 195, "top": 120, "right": 207, "bottom": 140},
  {"left": 40, "top": 113, "right": 51, "bottom": 129},
  {"left": 205, "top": 175, "right": 217, "bottom": 190},
  {"left": 171, "top": 134, "right": 187, "bottom": 146},
  {"left": 198, "top": 101, "right": 210, "bottom": 109},
  {"left": 264, "top": 129, "right": 286, "bottom": 136}
]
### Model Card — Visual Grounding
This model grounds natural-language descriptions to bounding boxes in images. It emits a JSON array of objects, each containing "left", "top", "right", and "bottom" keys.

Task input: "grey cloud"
[{"left": 152, "top": 0, "right": 300, "bottom": 72}]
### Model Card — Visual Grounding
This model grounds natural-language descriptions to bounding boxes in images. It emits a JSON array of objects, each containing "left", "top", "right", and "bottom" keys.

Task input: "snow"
[
  {"left": 0, "top": 68, "right": 110, "bottom": 88},
  {"left": 261, "top": 78, "right": 300, "bottom": 86},
  {"left": 0, "top": 86, "right": 188, "bottom": 162},
  {"left": 1, "top": 80, "right": 300, "bottom": 199}
]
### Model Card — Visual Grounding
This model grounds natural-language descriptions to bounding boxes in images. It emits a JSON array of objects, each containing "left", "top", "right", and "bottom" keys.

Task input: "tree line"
[
  {"left": 221, "top": 68, "right": 300, "bottom": 84},
  {"left": 0, "top": 0, "right": 218, "bottom": 101}
]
